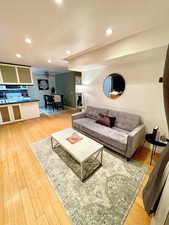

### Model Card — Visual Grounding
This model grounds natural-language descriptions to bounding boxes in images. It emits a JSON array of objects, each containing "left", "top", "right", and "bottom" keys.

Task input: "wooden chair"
[
  {"left": 44, "top": 95, "right": 55, "bottom": 111},
  {"left": 53, "top": 95, "right": 64, "bottom": 110}
]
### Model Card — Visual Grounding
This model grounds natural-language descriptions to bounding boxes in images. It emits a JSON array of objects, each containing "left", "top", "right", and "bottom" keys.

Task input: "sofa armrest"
[
  {"left": 126, "top": 124, "right": 145, "bottom": 158},
  {"left": 72, "top": 112, "right": 86, "bottom": 121}
]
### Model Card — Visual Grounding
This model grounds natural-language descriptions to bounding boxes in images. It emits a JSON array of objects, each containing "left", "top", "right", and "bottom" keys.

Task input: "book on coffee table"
[{"left": 66, "top": 132, "right": 83, "bottom": 144}]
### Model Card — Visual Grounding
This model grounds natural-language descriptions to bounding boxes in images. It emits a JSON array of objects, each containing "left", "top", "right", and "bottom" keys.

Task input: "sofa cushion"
[
  {"left": 73, "top": 118, "right": 128, "bottom": 151},
  {"left": 107, "top": 109, "right": 141, "bottom": 131},
  {"left": 96, "top": 114, "right": 116, "bottom": 128},
  {"left": 86, "top": 106, "right": 108, "bottom": 120}
]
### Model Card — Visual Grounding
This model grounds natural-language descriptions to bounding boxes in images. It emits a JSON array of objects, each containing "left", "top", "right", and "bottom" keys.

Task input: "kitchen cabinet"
[
  {"left": 0, "top": 65, "right": 18, "bottom": 83},
  {"left": 17, "top": 67, "right": 32, "bottom": 84},
  {"left": 0, "top": 106, "right": 10, "bottom": 123},
  {"left": 0, "top": 64, "right": 33, "bottom": 85},
  {"left": 12, "top": 105, "right": 21, "bottom": 120},
  {"left": 20, "top": 102, "right": 40, "bottom": 120},
  {"left": 0, "top": 102, "right": 40, "bottom": 125},
  {"left": 0, "top": 104, "right": 22, "bottom": 124}
]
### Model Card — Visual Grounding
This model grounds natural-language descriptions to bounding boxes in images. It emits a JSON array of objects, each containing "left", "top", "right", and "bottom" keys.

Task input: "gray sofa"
[{"left": 72, "top": 106, "right": 145, "bottom": 159}]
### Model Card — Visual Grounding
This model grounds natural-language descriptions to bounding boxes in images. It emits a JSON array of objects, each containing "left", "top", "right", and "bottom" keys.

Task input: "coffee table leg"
[
  {"left": 101, "top": 149, "right": 103, "bottom": 165},
  {"left": 51, "top": 136, "right": 60, "bottom": 150},
  {"left": 51, "top": 136, "right": 54, "bottom": 150},
  {"left": 80, "top": 163, "right": 83, "bottom": 181}
]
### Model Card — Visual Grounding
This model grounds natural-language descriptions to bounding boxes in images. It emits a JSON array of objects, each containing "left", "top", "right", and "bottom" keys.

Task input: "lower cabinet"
[
  {"left": 12, "top": 105, "right": 22, "bottom": 120},
  {"left": 0, "top": 102, "right": 40, "bottom": 125},
  {"left": 20, "top": 102, "right": 40, "bottom": 120},
  {"left": 0, "top": 104, "right": 22, "bottom": 124},
  {"left": 0, "top": 106, "right": 11, "bottom": 123}
]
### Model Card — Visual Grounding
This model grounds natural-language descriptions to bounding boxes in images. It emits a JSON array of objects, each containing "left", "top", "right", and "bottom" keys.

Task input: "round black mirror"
[{"left": 103, "top": 73, "right": 125, "bottom": 99}]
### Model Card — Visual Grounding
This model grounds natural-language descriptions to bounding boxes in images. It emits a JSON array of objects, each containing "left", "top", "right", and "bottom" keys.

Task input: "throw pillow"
[{"left": 96, "top": 113, "right": 116, "bottom": 128}]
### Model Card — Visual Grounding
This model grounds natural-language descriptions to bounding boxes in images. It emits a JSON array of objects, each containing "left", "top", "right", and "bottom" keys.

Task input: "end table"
[{"left": 145, "top": 133, "right": 167, "bottom": 165}]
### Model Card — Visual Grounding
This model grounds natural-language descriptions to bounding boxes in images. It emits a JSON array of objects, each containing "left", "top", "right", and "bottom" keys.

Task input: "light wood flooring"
[{"left": 0, "top": 110, "right": 155, "bottom": 225}]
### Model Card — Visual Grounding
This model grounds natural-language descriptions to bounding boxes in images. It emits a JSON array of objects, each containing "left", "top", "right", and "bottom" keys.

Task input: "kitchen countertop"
[{"left": 0, "top": 98, "right": 40, "bottom": 105}]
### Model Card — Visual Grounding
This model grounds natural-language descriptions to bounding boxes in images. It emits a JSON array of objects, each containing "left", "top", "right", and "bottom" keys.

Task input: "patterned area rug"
[{"left": 31, "top": 137, "right": 147, "bottom": 225}]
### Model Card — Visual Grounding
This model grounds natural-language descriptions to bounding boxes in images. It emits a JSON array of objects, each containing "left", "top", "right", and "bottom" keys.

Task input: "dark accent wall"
[{"left": 55, "top": 72, "right": 80, "bottom": 107}]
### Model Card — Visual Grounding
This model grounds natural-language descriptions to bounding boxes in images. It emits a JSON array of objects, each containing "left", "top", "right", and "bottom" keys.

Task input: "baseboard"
[{"left": 64, "top": 106, "right": 76, "bottom": 110}]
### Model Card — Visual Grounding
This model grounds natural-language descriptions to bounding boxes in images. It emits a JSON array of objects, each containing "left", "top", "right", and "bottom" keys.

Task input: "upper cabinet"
[
  {"left": 0, "top": 64, "right": 33, "bottom": 85},
  {"left": 0, "top": 65, "right": 18, "bottom": 83},
  {"left": 17, "top": 67, "right": 32, "bottom": 84}
]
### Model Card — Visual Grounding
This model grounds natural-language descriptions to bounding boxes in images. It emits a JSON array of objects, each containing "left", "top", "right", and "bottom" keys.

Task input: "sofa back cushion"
[
  {"left": 107, "top": 109, "right": 141, "bottom": 131},
  {"left": 86, "top": 106, "right": 108, "bottom": 120}
]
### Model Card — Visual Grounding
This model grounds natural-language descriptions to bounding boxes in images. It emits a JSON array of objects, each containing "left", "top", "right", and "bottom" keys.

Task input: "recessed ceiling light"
[
  {"left": 54, "top": 0, "right": 63, "bottom": 5},
  {"left": 66, "top": 50, "right": 71, "bottom": 55},
  {"left": 105, "top": 28, "right": 112, "bottom": 36},
  {"left": 16, "top": 53, "right": 22, "bottom": 58},
  {"left": 48, "top": 59, "right": 52, "bottom": 63},
  {"left": 25, "top": 37, "right": 32, "bottom": 44}
]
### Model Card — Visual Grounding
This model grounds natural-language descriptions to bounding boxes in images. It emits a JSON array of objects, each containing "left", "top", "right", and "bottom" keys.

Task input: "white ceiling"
[
  {"left": 72, "top": 46, "right": 168, "bottom": 72},
  {"left": 0, "top": 0, "right": 169, "bottom": 72}
]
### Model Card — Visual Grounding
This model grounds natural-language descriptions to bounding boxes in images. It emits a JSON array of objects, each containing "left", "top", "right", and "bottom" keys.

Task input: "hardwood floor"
[{"left": 0, "top": 110, "right": 154, "bottom": 225}]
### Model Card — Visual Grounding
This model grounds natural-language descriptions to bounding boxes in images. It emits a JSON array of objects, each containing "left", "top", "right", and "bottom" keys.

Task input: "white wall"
[{"left": 82, "top": 55, "right": 168, "bottom": 136}]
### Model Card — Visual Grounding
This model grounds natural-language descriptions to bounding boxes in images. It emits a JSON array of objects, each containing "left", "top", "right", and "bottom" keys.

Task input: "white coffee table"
[{"left": 51, "top": 128, "right": 103, "bottom": 181}]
